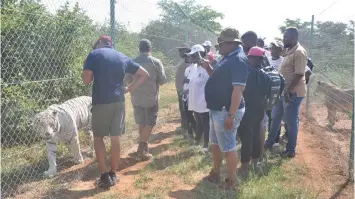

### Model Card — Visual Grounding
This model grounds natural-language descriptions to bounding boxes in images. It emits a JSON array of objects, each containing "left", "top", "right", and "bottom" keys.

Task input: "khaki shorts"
[
  {"left": 91, "top": 101, "right": 125, "bottom": 137},
  {"left": 133, "top": 105, "right": 158, "bottom": 126}
]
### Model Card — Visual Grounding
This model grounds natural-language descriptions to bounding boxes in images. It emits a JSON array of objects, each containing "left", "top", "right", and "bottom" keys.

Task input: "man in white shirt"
[{"left": 185, "top": 44, "right": 210, "bottom": 152}]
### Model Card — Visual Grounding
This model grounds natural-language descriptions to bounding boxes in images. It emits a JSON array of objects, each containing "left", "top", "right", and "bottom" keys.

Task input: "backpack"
[
  {"left": 307, "top": 57, "right": 314, "bottom": 71},
  {"left": 258, "top": 66, "right": 285, "bottom": 110}
]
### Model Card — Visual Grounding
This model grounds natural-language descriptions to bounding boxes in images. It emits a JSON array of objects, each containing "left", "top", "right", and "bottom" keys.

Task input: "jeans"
[
  {"left": 265, "top": 93, "right": 303, "bottom": 152},
  {"left": 177, "top": 91, "right": 187, "bottom": 129},
  {"left": 266, "top": 111, "right": 289, "bottom": 143},
  {"left": 210, "top": 108, "right": 245, "bottom": 152},
  {"left": 194, "top": 112, "right": 210, "bottom": 147}
]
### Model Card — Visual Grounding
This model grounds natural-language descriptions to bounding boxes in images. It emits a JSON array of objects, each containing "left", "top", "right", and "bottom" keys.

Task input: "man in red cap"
[{"left": 82, "top": 35, "right": 149, "bottom": 188}]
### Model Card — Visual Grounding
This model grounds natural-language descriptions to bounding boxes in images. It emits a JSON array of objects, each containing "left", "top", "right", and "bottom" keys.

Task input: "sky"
[{"left": 42, "top": 0, "right": 355, "bottom": 44}]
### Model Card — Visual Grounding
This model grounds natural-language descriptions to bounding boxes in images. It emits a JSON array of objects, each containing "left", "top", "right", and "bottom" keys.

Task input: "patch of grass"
[
  {"left": 169, "top": 135, "right": 191, "bottom": 150},
  {"left": 237, "top": 167, "right": 312, "bottom": 199},
  {"left": 164, "top": 140, "right": 211, "bottom": 184},
  {"left": 96, "top": 192, "right": 121, "bottom": 199},
  {"left": 135, "top": 171, "right": 154, "bottom": 189},
  {"left": 191, "top": 161, "right": 313, "bottom": 199},
  {"left": 137, "top": 191, "right": 164, "bottom": 199},
  {"left": 158, "top": 84, "right": 177, "bottom": 109}
]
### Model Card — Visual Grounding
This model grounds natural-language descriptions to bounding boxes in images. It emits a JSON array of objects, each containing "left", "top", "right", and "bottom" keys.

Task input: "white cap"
[
  {"left": 202, "top": 40, "right": 212, "bottom": 47},
  {"left": 186, "top": 44, "right": 205, "bottom": 55}
]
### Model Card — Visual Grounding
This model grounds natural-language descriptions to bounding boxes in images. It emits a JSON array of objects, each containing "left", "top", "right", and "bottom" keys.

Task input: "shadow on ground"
[{"left": 168, "top": 144, "right": 285, "bottom": 199}]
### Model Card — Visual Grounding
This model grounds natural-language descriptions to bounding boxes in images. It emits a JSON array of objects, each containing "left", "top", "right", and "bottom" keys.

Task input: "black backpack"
[
  {"left": 258, "top": 66, "right": 285, "bottom": 110},
  {"left": 307, "top": 57, "right": 314, "bottom": 71}
]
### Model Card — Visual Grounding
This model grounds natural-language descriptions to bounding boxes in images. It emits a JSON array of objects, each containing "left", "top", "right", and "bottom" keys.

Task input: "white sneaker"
[
  {"left": 203, "top": 147, "right": 209, "bottom": 153},
  {"left": 273, "top": 143, "right": 280, "bottom": 147}
]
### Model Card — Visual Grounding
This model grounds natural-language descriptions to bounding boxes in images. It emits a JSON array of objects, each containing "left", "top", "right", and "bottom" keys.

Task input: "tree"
[
  {"left": 140, "top": 0, "right": 222, "bottom": 66},
  {"left": 158, "top": 0, "right": 224, "bottom": 33}
]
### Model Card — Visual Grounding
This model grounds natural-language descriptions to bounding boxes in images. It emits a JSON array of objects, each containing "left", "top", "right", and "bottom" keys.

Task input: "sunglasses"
[{"left": 216, "top": 40, "right": 234, "bottom": 47}]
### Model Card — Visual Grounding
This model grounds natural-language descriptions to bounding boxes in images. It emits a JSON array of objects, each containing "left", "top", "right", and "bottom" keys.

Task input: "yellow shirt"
[{"left": 279, "top": 43, "right": 308, "bottom": 97}]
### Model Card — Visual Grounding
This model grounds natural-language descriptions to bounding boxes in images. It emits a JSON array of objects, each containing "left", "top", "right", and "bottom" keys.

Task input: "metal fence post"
[
  {"left": 110, "top": 0, "right": 116, "bottom": 48},
  {"left": 306, "top": 15, "right": 314, "bottom": 116},
  {"left": 349, "top": 98, "right": 354, "bottom": 182}
]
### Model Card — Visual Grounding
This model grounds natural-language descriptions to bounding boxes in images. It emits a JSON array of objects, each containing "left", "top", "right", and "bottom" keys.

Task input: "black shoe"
[
  {"left": 109, "top": 171, "right": 120, "bottom": 185},
  {"left": 95, "top": 172, "right": 113, "bottom": 188},
  {"left": 281, "top": 150, "right": 296, "bottom": 158},
  {"left": 264, "top": 143, "right": 273, "bottom": 151}
]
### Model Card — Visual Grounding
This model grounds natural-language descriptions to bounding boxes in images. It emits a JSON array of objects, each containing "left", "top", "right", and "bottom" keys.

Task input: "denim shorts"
[{"left": 209, "top": 107, "right": 245, "bottom": 152}]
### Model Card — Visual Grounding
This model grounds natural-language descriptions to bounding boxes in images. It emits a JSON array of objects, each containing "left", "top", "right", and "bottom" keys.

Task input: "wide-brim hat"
[
  {"left": 176, "top": 43, "right": 190, "bottom": 49},
  {"left": 218, "top": 27, "right": 242, "bottom": 43}
]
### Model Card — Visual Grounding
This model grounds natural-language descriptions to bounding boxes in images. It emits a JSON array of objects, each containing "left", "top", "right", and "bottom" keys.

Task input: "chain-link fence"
[
  {"left": 0, "top": 0, "right": 218, "bottom": 198},
  {"left": 302, "top": 5, "right": 354, "bottom": 189}
]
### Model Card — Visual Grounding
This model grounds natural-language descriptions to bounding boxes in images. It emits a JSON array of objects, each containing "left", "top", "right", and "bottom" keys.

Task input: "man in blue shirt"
[
  {"left": 82, "top": 35, "right": 149, "bottom": 188},
  {"left": 202, "top": 27, "right": 249, "bottom": 190}
]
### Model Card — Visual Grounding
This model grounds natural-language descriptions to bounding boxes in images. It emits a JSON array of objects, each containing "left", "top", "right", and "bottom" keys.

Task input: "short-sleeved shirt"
[
  {"left": 188, "top": 64, "right": 209, "bottom": 113},
  {"left": 279, "top": 43, "right": 308, "bottom": 97},
  {"left": 268, "top": 56, "right": 283, "bottom": 70},
  {"left": 175, "top": 58, "right": 190, "bottom": 93},
  {"left": 205, "top": 47, "right": 249, "bottom": 111},
  {"left": 83, "top": 46, "right": 139, "bottom": 105},
  {"left": 124, "top": 53, "right": 167, "bottom": 108},
  {"left": 182, "top": 64, "right": 195, "bottom": 102}
]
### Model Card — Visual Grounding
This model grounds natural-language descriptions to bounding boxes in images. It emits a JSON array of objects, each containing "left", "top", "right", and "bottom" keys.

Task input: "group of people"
[
  {"left": 175, "top": 27, "right": 312, "bottom": 189},
  {"left": 81, "top": 25, "right": 311, "bottom": 190}
]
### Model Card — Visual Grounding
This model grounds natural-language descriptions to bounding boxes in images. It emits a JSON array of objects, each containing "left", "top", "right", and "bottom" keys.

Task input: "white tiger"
[{"left": 32, "top": 96, "right": 94, "bottom": 178}]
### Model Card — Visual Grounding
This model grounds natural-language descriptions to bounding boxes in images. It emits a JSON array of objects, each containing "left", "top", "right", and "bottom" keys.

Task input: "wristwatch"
[{"left": 228, "top": 113, "right": 235, "bottom": 119}]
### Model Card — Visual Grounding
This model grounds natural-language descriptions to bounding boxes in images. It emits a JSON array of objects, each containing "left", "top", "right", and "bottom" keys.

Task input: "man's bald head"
[
  {"left": 283, "top": 27, "right": 299, "bottom": 48},
  {"left": 241, "top": 31, "right": 257, "bottom": 53}
]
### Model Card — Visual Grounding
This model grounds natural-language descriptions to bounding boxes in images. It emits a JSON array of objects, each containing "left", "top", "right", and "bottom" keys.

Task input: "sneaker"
[
  {"left": 95, "top": 172, "right": 113, "bottom": 188},
  {"left": 140, "top": 151, "right": 153, "bottom": 161},
  {"left": 202, "top": 147, "right": 209, "bottom": 153},
  {"left": 202, "top": 170, "right": 220, "bottom": 184},
  {"left": 264, "top": 143, "right": 273, "bottom": 151},
  {"left": 219, "top": 178, "right": 236, "bottom": 191},
  {"left": 272, "top": 143, "right": 280, "bottom": 148},
  {"left": 136, "top": 142, "right": 153, "bottom": 161},
  {"left": 109, "top": 171, "right": 120, "bottom": 186}
]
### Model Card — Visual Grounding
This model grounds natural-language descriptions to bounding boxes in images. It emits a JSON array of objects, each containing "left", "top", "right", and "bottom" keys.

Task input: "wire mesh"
[
  {"left": 303, "top": 4, "right": 354, "bottom": 192},
  {"left": 0, "top": 0, "right": 218, "bottom": 198}
]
